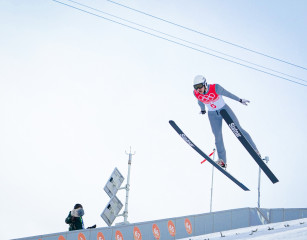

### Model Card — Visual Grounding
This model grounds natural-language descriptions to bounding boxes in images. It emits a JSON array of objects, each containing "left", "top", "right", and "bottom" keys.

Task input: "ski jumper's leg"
[
  {"left": 223, "top": 105, "right": 259, "bottom": 151},
  {"left": 208, "top": 111, "right": 227, "bottom": 163}
]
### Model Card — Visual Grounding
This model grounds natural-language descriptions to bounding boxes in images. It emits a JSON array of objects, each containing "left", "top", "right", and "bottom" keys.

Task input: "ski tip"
[{"left": 169, "top": 120, "right": 174, "bottom": 124}]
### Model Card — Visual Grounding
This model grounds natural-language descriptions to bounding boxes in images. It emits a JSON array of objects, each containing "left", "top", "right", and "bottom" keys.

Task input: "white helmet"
[{"left": 193, "top": 75, "right": 207, "bottom": 89}]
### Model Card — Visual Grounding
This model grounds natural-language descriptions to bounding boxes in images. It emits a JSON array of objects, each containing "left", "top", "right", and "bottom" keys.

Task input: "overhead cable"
[
  {"left": 106, "top": 0, "right": 307, "bottom": 71},
  {"left": 52, "top": 0, "right": 306, "bottom": 87},
  {"left": 65, "top": 0, "right": 306, "bottom": 84}
]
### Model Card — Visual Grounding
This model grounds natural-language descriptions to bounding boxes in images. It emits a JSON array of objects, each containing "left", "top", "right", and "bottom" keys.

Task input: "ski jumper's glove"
[
  {"left": 200, "top": 110, "right": 206, "bottom": 115},
  {"left": 239, "top": 99, "right": 250, "bottom": 106}
]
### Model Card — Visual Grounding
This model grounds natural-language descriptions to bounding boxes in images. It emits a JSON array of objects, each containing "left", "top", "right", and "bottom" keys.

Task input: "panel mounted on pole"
[
  {"left": 104, "top": 167, "right": 125, "bottom": 198},
  {"left": 101, "top": 195, "right": 124, "bottom": 227}
]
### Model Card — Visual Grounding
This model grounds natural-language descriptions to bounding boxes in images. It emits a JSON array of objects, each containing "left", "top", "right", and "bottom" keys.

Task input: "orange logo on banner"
[
  {"left": 152, "top": 224, "right": 161, "bottom": 240},
  {"left": 78, "top": 233, "right": 87, "bottom": 240},
  {"left": 185, "top": 218, "right": 192, "bottom": 234},
  {"left": 167, "top": 220, "right": 176, "bottom": 237},
  {"left": 97, "top": 232, "right": 105, "bottom": 240},
  {"left": 133, "top": 226, "right": 142, "bottom": 240},
  {"left": 58, "top": 236, "right": 65, "bottom": 240},
  {"left": 115, "top": 230, "right": 124, "bottom": 240}
]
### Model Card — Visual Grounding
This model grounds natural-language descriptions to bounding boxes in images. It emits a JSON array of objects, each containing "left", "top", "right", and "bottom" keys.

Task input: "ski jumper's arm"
[
  {"left": 198, "top": 100, "right": 206, "bottom": 111},
  {"left": 193, "top": 91, "right": 206, "bottom": 111},
  {"left": 215, "top": 84, "right": 241, "bottom": 102}
]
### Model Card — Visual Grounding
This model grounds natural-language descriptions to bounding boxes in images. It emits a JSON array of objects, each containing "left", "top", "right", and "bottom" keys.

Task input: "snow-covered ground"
[{"left": 178, "top": 218, "right": 307, "bottom": 240}]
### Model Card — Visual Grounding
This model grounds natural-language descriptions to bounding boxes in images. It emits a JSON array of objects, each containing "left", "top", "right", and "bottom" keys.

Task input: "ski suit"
[{"left": 194, "top": 84, "right": 258, "bottom": 163}]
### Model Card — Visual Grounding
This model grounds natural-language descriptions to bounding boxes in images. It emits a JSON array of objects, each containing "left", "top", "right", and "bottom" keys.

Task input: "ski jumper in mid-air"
[{"left": 193, "top": 75, "right": 259, "bottom": 169}]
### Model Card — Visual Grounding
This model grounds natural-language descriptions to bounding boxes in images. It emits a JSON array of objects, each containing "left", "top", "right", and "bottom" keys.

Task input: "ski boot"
[{"left": 216, "top": 159, "right": 227, "bottom": 169}]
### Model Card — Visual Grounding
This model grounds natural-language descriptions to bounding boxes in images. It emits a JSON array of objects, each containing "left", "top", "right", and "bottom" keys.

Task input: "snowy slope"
[{"left": 178, "top": 218, "right": 307, "bottom": 240}]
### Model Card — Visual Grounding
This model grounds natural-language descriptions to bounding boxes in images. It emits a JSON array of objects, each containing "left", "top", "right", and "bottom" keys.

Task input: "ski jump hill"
[{"left": 13, "top": 207, "right": 307, "bottom": 240}]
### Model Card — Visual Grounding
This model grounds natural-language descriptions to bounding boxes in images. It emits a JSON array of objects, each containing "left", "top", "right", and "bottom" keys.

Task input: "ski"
[
  {"left": 220, "top": 109, "right": 279, "bottom": 184},
  {"left": 169, "top": 120, "right": 250, "bottom": 191}
]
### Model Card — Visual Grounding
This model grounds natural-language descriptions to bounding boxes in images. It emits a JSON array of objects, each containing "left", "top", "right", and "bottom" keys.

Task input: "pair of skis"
[{"left": 169, "top": 109, "right": 279, "bottom": 191}]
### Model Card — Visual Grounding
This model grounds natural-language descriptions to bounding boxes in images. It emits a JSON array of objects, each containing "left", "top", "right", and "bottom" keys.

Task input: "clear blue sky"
[{"left": 0, "top": 0, "right": 306, "bottom": 239}]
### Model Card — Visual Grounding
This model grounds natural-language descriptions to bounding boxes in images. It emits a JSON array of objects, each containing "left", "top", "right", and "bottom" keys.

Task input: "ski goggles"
[{"left": 193, "top": 83, "right": 205, "bottom": 90}]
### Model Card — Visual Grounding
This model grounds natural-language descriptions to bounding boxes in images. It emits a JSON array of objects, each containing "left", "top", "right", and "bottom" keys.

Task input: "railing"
[{"left": 13, "top": 207, "right": 307, "bottom": 240}]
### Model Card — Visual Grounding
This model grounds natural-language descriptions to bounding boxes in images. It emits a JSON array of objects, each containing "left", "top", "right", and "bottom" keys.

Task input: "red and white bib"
[{"left": 194, "top": 84, "right": 225, "bottom": 111}]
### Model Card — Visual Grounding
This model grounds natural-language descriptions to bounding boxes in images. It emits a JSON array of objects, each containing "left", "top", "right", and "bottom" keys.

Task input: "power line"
[
  {"left": 65, "top": 0, "right": 306, "bottom": 84},
  {"left": 106, "top": 0, "right": 307, "bottom": 71},
  {"left": 53, "top": 0, "right": 306, "bottom": 87},
  {"left": 52, "top": 0, "right": 307, "bottom": 87}
]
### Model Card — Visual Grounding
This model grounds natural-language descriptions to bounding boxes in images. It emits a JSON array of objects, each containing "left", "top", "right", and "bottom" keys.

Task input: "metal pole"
[
  {"left": 123, "top": 147, "right": 135, "bottom": 224},
  {"left": 210, "top": 149, "right": 216, "bottom": 213},
  {"left": 258, "top": 166, "right": 261, "bottom": 208},
  {"left": 257, "top": 156, "right": 269, "bottom": 209}
]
